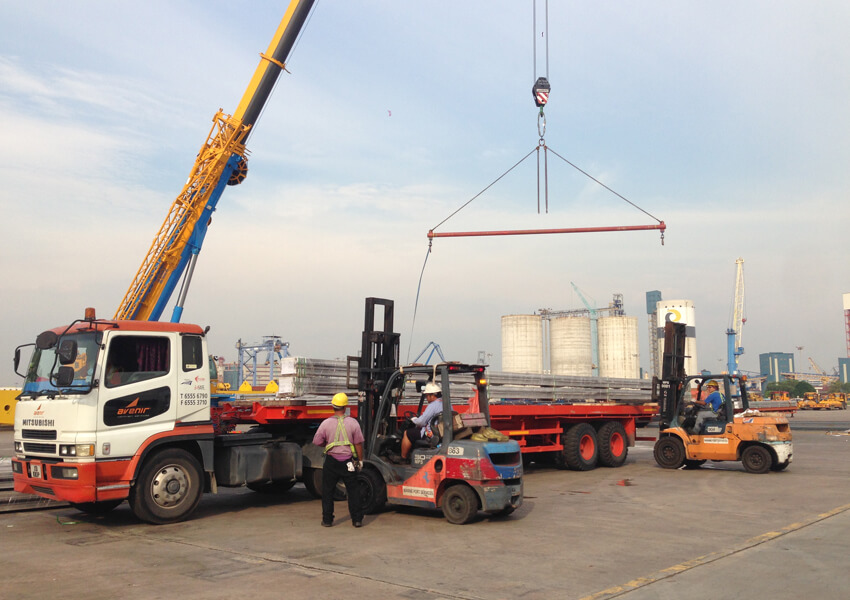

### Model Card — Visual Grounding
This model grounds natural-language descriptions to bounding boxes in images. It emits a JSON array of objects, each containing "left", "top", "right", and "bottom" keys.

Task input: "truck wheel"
[
  {"left": 741, "top": 445, "right": 772, "bottom": 474},
  {"left": 302, "top": 467, "right": 347, "bottom": 501},
  {"left": 129, "top": 448, "right": 203, "bottom": 524},
  {"left": 355, "top": 468, "right": 387, "bottom": 514},
  {"left": 557, "top": 423, "right": 598, "bottom": 471},
  {"left": 247, "top": 479, "right": 297, "bottom": 494},
  {"left": 70, "top": 500, "right": 123, "bottom": 515},
  {"left": 597, "top": 421, "right": 628, "bottom": 468},
  {"left": 442, "top": 484, "right": 479, "bottom": 525},
  {"left": 653, "top": 436, "right": 685, "bottom": 469}
]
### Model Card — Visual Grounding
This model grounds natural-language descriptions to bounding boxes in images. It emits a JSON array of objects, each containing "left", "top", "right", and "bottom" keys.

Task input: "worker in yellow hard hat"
[
  {"left": 692, "top": 380, "right": 725, "bottom": 434},
  {"left": 312, "top": 392, "right": 366, "bottom": 527}
]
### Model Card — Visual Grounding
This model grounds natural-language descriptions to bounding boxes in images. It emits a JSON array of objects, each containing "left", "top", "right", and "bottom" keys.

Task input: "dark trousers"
[{"left": 321, "top": 455, "right": 363, "bottom": 524}]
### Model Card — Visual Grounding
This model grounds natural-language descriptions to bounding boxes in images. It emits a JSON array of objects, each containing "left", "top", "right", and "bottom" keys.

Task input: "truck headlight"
[
  {"left": 14, "top": 441, "right": 23, "bottom": 453},
  {"left": 58, "top": 444, "right": 95, "bottom": 457}
]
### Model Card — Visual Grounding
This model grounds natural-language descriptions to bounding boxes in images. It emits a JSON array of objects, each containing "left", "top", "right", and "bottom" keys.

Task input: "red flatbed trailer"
[{"left": 453, "top": 400, "right": 659, "bottom": 471}]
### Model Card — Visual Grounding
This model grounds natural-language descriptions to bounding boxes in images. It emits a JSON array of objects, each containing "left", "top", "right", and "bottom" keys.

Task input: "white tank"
[
  {"left": 550, "top": 317, "right": 593, "bottom": 376},
  {"left": 656, "top": 299, "right": 698, "bottom": 376},
  {"left": 501, "top": 315, "right": 543, "bottom": 374},
  {"left": 597, "top": 316, "right": 640, "bottom": 378}
]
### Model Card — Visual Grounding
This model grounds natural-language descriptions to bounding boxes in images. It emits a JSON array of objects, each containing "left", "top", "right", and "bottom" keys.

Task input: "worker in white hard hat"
[
  {"left": 312, "top": 392, "right": 365, "bottom": 527},
  {"left": 399, "top": 382, "right": 442, "bottom": 462}
]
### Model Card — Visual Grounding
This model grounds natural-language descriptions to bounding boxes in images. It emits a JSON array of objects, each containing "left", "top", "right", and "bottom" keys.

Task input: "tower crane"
[
  {"left": 114, "top": 0, "right": 316, "bottom": 323},
  {"left": 726, "top": 257, "right": 745, "bottom": 374},
  {"left": 571, "top": 282, "right": 599, "bottom": 376}
]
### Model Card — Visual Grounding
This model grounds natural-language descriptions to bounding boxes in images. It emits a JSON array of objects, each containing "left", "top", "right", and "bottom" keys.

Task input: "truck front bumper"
[{"left": 12, "top": 458, "right": 131, "bottom": 503}]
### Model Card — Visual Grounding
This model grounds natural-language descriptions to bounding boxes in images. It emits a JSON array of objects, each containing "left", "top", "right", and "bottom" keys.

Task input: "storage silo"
[
  {"left": 597, "top": 316, "right": 640, "bottom": 378},
  {"left": 656, "top": 299, "right": 698, "bottom": 376},
  {"left": 550, "top": 316, "right": 593, "bottom": 376},
  {"left": 501, "top": 315, "right": 544, "bottom": 374}
]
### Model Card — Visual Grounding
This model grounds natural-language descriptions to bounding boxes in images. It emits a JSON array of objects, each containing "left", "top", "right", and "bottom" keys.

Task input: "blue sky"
[{"left": 1, "top": 1, "right": 848, "bottom": 385}]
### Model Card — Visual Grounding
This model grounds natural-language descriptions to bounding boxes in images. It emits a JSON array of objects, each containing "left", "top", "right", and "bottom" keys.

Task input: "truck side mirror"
[
  {"left": 55, "top": 366, "right": 75, "bottom": 387},
  {"left": 13, "top": 343, "right": 33, "bottom": 378},
  {"left": 57, "top": 339, "right": 78, "bottom": 365},
  {"left": 36, "top": 330, "right": 59, "bottom": 350}
]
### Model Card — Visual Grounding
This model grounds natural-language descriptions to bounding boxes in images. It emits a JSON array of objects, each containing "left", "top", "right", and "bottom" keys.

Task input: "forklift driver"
[
  {"left": 399, "top": 382, "right": 442, "bottom": 462},
  {"left": 692, "top": 380, "right": 724, "bottom": 434}
]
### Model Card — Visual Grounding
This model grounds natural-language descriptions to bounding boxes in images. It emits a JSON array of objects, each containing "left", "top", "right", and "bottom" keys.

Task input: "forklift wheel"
[
  {"left": 741, "top": 445, "right": 772, "bottom": 474},
  {"left": 653, "top": 436, "right": 685, "bottom": 469},
  {"left": 442, "top": 484, "right": 479, "bottom": 525},
  {"left": 355, "top": 468, "right": 387, "bottom": 514}
]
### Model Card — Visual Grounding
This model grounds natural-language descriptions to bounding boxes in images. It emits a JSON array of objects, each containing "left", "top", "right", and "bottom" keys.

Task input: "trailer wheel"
[
  {"left": 597, "top": 421, "right": 628, "bottom": 468},
  {"left": 653, "top": 436, "right": 685, "bottom": 469},
  {"left": 70, "top": 500, "right": 123, "bottom": 515},
  {"left": 247, "top": 479, "right": 297, "bottom": 494},
  {"left": 302, "top": 467, "right": 347, "bottom": 500},
  {"left": 129, "top": 448, "right": 203, "bottom": 524},
  {"left": 741, "top": 445, "right": 772, "bottom": 474},
  {"left": 557, "top": 423, "right": 598, "bottom": 471},
  {"left": 355, "top": 467, "right": 387, "bottom": 514},
  {"left": 442, "top": 484, "right": 479, "bottom": 525}
]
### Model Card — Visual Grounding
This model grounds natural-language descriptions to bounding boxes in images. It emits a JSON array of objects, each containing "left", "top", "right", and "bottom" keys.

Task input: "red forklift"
[{"left": 353, "top": 299, "right": 524, "bottom": 524}]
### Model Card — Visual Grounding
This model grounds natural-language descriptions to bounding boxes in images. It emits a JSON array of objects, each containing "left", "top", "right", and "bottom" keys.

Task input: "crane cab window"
[{"left": 105, "top": 336, "right": 170, "bottom": 388}]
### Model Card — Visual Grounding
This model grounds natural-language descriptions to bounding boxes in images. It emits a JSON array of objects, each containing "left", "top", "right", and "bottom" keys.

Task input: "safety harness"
[{"left": 324, "top": 416, "right": 357, "bottom": 458}]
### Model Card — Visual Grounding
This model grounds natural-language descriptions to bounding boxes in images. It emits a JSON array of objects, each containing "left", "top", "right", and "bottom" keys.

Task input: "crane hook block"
[{"left": 533, "top": 77, "right": 551, "bottom": 108}]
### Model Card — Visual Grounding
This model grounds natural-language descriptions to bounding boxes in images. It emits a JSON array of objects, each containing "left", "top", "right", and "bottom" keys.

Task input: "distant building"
[
  {"left": 840, "top": 358, "right": 850, "bottom": 384},
  {"left": 760, "top": 352, "right": 794, "bottom": 384}
]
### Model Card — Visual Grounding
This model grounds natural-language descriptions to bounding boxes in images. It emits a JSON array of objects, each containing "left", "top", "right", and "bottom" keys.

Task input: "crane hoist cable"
[{"left": 426, "top": 0, "right": 666, "bottom": 245}]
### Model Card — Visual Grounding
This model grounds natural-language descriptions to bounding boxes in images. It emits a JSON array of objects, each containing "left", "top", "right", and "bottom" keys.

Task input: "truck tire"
[
  {"left": 70, "top": 500, "right": 123, "bottom": 515},
  {"left": 741, "top": 445, "right": 772, "bottom": 474},
  {"left": 302, "top": 467, "right": 346, "bottom": 501},
  {"left": 556, "top": 423, "right": 598, "bottom": 471},
  {"left": 597, "top": 421, "right": 628, "bottom": 468},
  {"left": 355, "top": 467, "right": 387, "bottom": 514},
  {"left": 129, "top": 448, "right": 203, "bottom": 524},
  {"left": 442, "top": 484, "right": 479, "bottom": 525},
  {"left": 653, "top": 436, "right": 685, "bottom": 469}
]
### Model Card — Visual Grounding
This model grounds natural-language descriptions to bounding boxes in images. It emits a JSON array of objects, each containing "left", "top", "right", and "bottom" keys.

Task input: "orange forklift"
[{"left": 653, "top": 322, "right": 793, "bottom": 474}]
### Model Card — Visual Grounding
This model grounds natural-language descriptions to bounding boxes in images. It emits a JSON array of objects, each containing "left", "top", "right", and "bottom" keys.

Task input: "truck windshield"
[{"left": 21, "top": 332, "right": 100, "bottom": 398}]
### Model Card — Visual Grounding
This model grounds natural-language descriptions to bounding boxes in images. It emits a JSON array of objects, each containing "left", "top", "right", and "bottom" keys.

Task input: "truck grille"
[
  {"left": 22, "top": 429, "right": 57, "bottom": 440},
  {"left": 23, "top": 442, "right": 56, "bottom": 454}
]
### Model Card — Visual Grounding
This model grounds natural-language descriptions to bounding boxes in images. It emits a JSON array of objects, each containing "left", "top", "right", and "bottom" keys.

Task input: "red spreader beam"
[{"left": 428, "top": 222, "right": 665, "bottom": 239}]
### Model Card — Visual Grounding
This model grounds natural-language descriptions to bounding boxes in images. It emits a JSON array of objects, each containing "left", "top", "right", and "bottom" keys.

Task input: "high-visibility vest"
[{"left": 324, "top": 416, "right": 357, "bottom": 458}]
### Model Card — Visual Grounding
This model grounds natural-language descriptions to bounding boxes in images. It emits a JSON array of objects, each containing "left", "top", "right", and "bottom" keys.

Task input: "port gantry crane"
[
  {"left": 114, "top": 0, "right": 316, "bottom": 323},
  {"left": 726, "top": 257, "right": 745, "bottom": 375}
]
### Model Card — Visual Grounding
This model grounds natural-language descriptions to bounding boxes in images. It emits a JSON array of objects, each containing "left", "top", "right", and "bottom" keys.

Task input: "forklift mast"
[
  {"left": 655, "top": 321, "right": 687, "bottom": 431},
  {"left": 358, "top": 298, "right": 400, "bottom": 443}
]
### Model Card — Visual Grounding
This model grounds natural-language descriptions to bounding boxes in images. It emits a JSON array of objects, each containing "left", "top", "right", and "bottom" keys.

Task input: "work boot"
[
  {"left": 321, "top": 520, "right": 333, "bottom": 527},
  {"left": 353, "top": 521, "right": 363, "bottom": 528}
]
